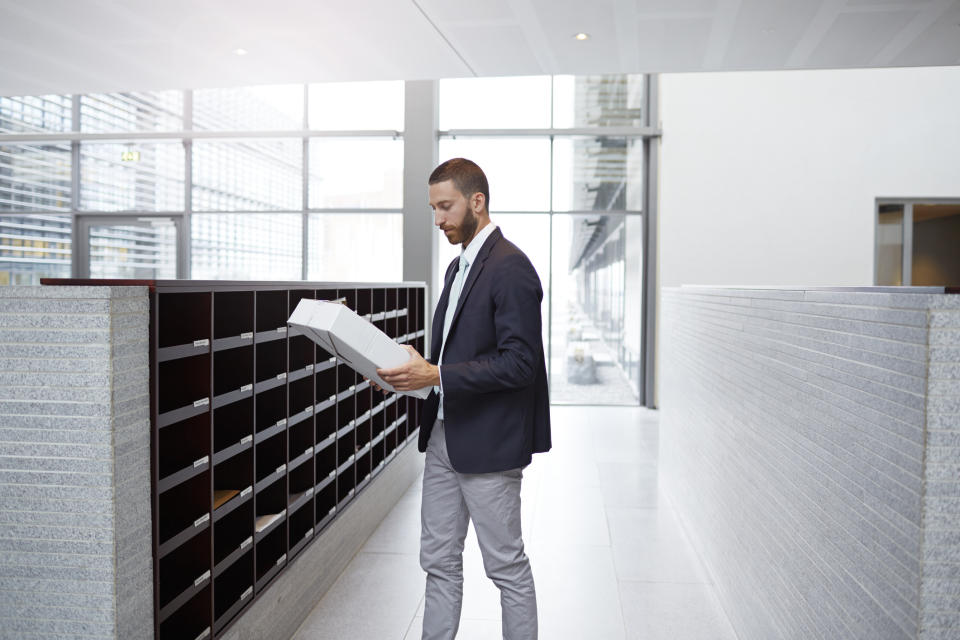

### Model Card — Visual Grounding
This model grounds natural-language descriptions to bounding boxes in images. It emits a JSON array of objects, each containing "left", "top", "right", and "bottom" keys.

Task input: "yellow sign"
[{"left": 121, "top": 150, "right": 141, "bottom": 162}]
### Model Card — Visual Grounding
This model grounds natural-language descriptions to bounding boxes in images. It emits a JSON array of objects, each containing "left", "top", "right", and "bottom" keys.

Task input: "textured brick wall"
[
  {"left": 660, "top": 286, "right": 960, "bottom": 640},
  {"left": 0, "top": 286, "right": 152, "bottom": 640}
]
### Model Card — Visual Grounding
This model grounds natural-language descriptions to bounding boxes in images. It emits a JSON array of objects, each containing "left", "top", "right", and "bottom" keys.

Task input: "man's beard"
[{"left": 457, "top": 208, "right": 479, "bottom": 245}]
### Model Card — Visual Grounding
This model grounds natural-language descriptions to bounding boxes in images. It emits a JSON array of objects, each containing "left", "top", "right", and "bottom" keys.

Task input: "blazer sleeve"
[{"left": 440, "top": 251, "right": 543, "bottom": 393}]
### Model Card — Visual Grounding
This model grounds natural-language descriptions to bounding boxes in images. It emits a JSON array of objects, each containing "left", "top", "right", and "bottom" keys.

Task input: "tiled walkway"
[{"left": 293, "top": 406, "right": 738, "bottom": 640}]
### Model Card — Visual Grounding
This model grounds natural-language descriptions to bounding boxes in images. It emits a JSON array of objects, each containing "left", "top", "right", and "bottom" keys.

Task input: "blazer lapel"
[
  {"left": 447, "top": 228, "right": 501, "bottom": 336},
  {"left": 431, "top": 257, "right": 460, "bottom": 359}
]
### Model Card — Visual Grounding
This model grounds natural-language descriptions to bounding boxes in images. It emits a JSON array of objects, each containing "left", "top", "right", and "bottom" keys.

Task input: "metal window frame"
[
  {"left": 642, "top": 74, "right": 659, "bottom": 409},
  {"left": 75, "top": 213, "right": 184, "bottom": 279}
]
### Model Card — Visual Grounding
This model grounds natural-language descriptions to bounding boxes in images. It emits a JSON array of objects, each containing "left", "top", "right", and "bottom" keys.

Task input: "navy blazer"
[{"left": 418, "top": 227, "right": 552, "bottom": 473}]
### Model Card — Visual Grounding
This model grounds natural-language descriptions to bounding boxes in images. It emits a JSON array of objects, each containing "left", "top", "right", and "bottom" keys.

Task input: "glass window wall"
[
  {"left": 0, "top": 143, "right": 72, "bottom": 212},
  {"left": 0, "top": 95, "right": 72, "bottom": 133},
  {"left": 437, "top": 74, "right": 648, "bottom": 404},
  {"left": 0, "top": 78, "right": 650, "bottom": 396},
  {"left": 80, "top": 91, "right": 183, "bottom": 133},
  {"left": 88, "top": 219, "right": 177, "bottom": 279},
  {"left": 191, "top": 213, "right": 302, "bottom": 280},
  {"left": 0, "top": 214, "right": 71, "bottom": 284},
  {"left": 552, "top": 74, "right": 645, "bottom": 128},
  {"left": 193, "top": 140, "right": 302, "bottom": 212},
  {"left": 552, "top": 136, "right": 643, "bottom": 212},
  {"left": 437, "top": 138, "right": 551, "bottom": 211},
  {"left": 307, "top": 213, "right": 402, "bottom": 281},
  {"left": 308, "top": 138, "right": 403, "bottom": 209},
  {"left": 550, "top": 213, "right": 642, "bottom": 404},
  {"left": 80, "top": 142, "right": 184, "bottom": 211},
  {"left": 193, "top": 85, "right": 304, "bottom": 131}
]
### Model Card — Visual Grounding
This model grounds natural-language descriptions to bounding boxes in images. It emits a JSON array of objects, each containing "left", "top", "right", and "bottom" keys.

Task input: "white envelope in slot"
[{"left": 287, "top": 299, "right": 430, "bottom": 400}]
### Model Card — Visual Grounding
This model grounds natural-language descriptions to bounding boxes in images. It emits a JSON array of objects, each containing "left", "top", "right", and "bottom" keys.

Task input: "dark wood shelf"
[
  {"left": 255, "top": 554, "right": 286, "bottom": 592},
  {"left": 32, "top": 280, "right": 426, "bottom": 640},
  {"left": 255, "top": 374, "right": 286, "bottom": 394},
  {"left": 212, "top": 438, "right": 253, "bottom": 467},
  {"left": 157, "top": 400, "right": 209, "bottom": 429},
  {"left": 289, "top": 447, "right": 314, "bottom": 472},
  {"left": 213, "top": 485, "right": 252, "bottom": 523},
  {"left": 288, "top": 487, "right": 314, "bottom": 514},
  {"left": 159, "top": 567, "right": 211, "bottom": 622},
  {"left": 255, "top": 422, "right": 285, "bottom": 445},
  {"left": 287, "top": 406, "right": 313, "bottom": 428},
  {"left": 158, "top": 340, "right": 210, "bottom": 362},
  {"left": 254, "top": 327, "right": 288, "bottom": 344},
  {"left": 214, "top": 537, "right": 252, "bottom": 578},
  {"left": 158, "top": 455, "right": 209, "bottom": 494},
  {"left": 158, "top": 515, "right": 209, "bottom": 559},
  {"left": 213, "top": 333, "right": 254, "bottom": 352}
]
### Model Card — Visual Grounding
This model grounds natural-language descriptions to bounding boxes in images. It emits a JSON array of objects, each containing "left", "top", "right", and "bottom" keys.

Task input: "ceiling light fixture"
[
  {"left": 233, "top": 48, "right": 248, "bottom": 56},
  {"left": 574, "top": 33, "right": 590, "bottom": 41}
]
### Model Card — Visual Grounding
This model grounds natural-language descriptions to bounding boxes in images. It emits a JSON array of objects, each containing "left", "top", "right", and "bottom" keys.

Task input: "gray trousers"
[{"left": 420, "top": 419, "right": 538, "bottom": 640}]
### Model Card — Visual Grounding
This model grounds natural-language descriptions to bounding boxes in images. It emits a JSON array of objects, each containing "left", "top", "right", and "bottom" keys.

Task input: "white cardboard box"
[{"left": 287, "top": 299, "right": 430, "bottom": 399}]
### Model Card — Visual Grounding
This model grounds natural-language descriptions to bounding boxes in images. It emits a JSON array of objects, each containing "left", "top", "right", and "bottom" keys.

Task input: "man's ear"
[{"left": 473, "top": 193, "right": 485, "bottom": 213}]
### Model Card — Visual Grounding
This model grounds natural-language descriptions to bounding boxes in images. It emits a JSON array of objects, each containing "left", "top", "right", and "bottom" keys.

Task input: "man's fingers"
[{"left": 377, "top": 363, "right": 406, "bottom": 378}]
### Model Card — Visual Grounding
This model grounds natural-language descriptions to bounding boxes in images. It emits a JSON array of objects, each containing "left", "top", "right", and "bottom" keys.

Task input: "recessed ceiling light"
[
  {"left": 233, "top": 48, "right": 248, "bottom": 56},
  {"left": 574, "top": 33, "right": 589, "bottom": 41}
]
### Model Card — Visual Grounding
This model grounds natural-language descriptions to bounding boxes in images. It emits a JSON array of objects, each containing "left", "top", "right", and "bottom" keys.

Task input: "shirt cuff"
[{"left": 437, "top": 364, "right": 444, "bottom": 395}]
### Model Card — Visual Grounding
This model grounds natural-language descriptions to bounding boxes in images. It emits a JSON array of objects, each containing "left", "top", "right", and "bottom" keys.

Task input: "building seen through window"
[{"left": 0, "top": 81, "right": 404, "bottom": 283}]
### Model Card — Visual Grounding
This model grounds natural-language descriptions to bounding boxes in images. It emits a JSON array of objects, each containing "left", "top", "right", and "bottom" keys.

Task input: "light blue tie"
[{"left": 436, "top": 255, "right": 469, "bottom": 419}]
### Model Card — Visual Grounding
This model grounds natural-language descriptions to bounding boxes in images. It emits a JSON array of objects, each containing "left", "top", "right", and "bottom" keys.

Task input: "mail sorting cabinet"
[{"left": 42, "top": 279, "right": 427, "bottom": 640}]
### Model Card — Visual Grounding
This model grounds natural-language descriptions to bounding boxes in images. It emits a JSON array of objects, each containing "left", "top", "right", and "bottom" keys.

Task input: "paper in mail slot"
[{"left": 288, "top": 299, "right": 430, "bottom": 400}]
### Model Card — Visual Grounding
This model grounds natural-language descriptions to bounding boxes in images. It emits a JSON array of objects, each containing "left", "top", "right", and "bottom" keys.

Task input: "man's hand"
[{"left": 377, "top": 345, "right": 440, "bottom": 392}]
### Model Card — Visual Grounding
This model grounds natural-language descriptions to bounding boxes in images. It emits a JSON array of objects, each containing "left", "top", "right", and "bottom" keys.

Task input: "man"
[{"left": 377, "top": 157, "right": 551, "bottom": 640}]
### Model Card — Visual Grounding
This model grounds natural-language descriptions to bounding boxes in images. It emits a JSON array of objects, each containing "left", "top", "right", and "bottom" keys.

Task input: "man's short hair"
[{"left": 429, "top": 158, "right": 490, "bottom": 212}]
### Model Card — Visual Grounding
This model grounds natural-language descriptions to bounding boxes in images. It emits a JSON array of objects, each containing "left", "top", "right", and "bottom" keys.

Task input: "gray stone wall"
[
  {"left": 660, "top": 286, "right": 960, "bottom": 640},
  {"left": 0, "top": 286, "right": 152, "bottom": 640},
  {"left": 922, "top": 302, "right": 960, "bottom": 639}
]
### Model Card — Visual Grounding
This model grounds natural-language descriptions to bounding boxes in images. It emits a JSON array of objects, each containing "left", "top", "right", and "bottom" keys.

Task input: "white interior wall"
[
  {"left": 658, "top": 65, "right": 960, "bottom": 290},
  {"left": 653, "top": 65, "right": 960, "bottom": 407}
]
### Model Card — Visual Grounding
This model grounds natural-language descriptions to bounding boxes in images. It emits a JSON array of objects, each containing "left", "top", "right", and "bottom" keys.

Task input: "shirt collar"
[{"left": 461, "top": 222, "right": 497, "bottom": 268}]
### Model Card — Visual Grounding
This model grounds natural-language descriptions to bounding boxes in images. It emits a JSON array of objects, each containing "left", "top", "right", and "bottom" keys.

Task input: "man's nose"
[{"left": 434, "top": 211, "right": 444, "bottom": 227}]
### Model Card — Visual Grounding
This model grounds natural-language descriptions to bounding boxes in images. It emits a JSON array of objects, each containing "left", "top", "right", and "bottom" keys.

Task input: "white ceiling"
[{"left": 1, "top": 0, "right": 959, "bottom": 96}]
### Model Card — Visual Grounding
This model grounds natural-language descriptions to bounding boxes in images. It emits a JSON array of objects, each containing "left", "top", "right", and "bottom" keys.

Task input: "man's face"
[{"left": 429, "top": 179, "right": 479, "bottom": 246}]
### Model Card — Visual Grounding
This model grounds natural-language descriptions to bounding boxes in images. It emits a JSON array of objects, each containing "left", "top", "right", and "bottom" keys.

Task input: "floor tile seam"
[
  {"left": 402, "top": 603, "right": 421, "bottom": 640},
  {"left": 655, "top": 491, "right": 747, "bottom": 639}
]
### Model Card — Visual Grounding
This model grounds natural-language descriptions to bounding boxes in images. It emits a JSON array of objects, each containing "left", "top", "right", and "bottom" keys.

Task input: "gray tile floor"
[{"left": 292, "top": 406, "right": 738, "bottom": 640}]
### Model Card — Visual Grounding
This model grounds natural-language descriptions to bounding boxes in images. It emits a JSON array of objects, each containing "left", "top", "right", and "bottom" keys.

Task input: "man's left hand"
[{"left": 377, "top": 345, "right": 440, "bottom": 392}]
